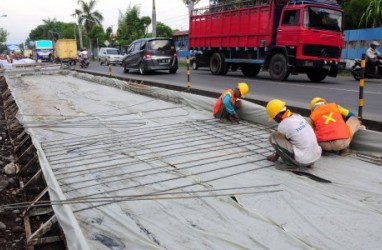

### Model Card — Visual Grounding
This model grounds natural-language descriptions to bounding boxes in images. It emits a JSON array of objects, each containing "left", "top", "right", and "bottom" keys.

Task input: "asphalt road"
[{"left": 76, "top": 61, "right": 382, "bottom": 125}]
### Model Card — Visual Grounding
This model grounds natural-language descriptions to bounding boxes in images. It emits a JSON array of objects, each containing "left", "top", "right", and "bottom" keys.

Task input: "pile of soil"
[{"left": 0, "top": 104, "right": 26, "bottom": 249}]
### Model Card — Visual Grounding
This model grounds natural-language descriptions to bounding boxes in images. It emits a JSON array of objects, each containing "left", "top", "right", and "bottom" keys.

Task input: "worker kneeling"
[
  {"left": 212, "top": 82, "right": 249, "bottom": 122},
  {"left": 309, "top": 97, "right": 362, "bottom": 155},
  {"left": 266, "top": 99, "right": 322, "bottom": 168}
]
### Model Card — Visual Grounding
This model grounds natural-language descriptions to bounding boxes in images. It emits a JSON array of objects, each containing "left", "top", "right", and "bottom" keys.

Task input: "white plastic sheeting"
[{"left": 5, "top": 70, "right": 382, "bottom": 250}]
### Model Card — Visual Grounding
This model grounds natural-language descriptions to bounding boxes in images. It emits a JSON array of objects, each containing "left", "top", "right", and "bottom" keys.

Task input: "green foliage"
[
  {"left": 360, "top": 0, "right": 382, "bottom": 28},
  {"left": 117, "top": 5, "right": 151, "bottom": 46},
  {"left": 29, "top": 21, "right": 78, "bottom": 41},
  {"left": 76, "top": 0, "right": 103, "bottom": 33},
  {"left": 0, "top": 28, "right": 9, "bottom": 44},
  {"left": 88, "top": 25, "right": 107, "bottom": 49},
  {"left": 156, "top": 22, "right": 173, "bottom": 38},
  {"left": 344, "top": 0, "right": 371, "bottom": 29}
]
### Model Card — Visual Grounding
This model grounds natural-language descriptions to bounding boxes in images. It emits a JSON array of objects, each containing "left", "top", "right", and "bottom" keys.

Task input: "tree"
[
  {"left": 0, "top": 28, "right": 8, "bottom": 53},
  {"left": 156, "top": 22, "right": 173, "bottom": 38},
  {"left": 117, "top": 5, "right": 151, "bottom": 45},
  {"left": 72, "top": 9, "right": 84, "bottom": 48},
  {"left": 360, "top": 0, "right": 382, "bottom": 28},
  {"left": 182, "top": 0, "right": 201, "bottom": 15},
  {"left": 88, "top": 25, "right": 107, "bottom": 51},
  {"left": 344, "top": 0, "right": 371, "bottom": 29},
  {"left": 74, "top": 0, "right": 103, "bottom": 52}
]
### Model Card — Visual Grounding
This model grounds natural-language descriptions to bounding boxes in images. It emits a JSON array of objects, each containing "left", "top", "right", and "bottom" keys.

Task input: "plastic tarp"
[{"left": 4, "top": 70, "right": 382, "bottom": 250}]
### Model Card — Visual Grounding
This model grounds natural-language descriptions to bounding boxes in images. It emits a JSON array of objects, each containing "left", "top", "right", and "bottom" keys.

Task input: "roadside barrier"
[{"left": 358, "top": 53, "right": 365, "bottom": 120}]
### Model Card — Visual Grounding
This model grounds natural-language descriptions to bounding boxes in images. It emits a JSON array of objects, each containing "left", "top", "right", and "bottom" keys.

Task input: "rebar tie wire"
[
  {"left": 60, "top": 147, "right": 268, "bottom": 192},
  {"left": 73, "top": 163, "right": 276, "bottom": 213},
  {"left": 1, "top": 185, "right": 282, "bottom": 210},
  {"left": 55, "top": 140, "right": 272, "bottom": 182}
]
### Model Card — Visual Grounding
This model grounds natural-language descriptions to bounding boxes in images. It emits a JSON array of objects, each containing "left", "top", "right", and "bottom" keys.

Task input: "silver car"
[{"left": 99, "top": 47, "right": 124, "bottom": 66}]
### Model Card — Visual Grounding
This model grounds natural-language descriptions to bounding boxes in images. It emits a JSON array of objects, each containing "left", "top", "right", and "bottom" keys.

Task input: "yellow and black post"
[
  {"left": 358, "top": 53, "right": 366, "bottom": 120},
  {"left": 108, "top": 58, "right": 112, "bottom": 77},
  {"left": 186, "top": 56, "right": 191, "bottom": 91}
]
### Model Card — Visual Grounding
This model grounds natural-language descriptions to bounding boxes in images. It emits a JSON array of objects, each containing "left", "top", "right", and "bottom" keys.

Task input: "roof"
[
  {"left": 173, "top": 30, "right": 189, "bottom": 37},
  {"left": 4, "top": 70, "right": 382, "bottom": 249}
]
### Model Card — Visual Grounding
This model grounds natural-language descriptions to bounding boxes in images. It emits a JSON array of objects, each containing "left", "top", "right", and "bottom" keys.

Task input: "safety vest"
[
  {"left": 310, "top": 103, "right": 351, "bottom": 142},
  {"left": 212, "top": 89, "right": 236, "bottom": 115}
]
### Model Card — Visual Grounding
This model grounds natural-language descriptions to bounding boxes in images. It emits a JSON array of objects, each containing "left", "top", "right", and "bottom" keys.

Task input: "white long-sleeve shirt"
[{"left": 366, "top": 47, "right": 381, "bottom": 62}]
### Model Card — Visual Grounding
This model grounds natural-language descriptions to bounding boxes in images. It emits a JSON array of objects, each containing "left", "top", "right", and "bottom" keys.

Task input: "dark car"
[
  {"left": 189, "top": 50, "right": 209, "bottom": 70},
  {"left": 122, "top": 38, "right": 178, "bottom": 75}
]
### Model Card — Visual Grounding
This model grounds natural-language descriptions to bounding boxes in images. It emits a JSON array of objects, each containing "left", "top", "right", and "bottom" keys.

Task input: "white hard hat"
[{"left": 371, "top": 41, "right": 380, "bottom": 47}]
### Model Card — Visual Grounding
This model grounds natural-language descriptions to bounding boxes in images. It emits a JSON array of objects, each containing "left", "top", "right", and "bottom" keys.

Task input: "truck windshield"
[{"left": 304, "top": 7, "right": 342, "bottom": 32}]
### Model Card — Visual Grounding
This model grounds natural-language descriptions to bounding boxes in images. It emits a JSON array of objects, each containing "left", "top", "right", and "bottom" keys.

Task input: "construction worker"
[
  {"left": 212, "top": 82, "right": 249, "bottom": 122},
  {"left": 309, "top": 97, "right": 362, "bottom": 155},
  {"left": 266, "top": 99, "right": 322, "bottom": 168}
]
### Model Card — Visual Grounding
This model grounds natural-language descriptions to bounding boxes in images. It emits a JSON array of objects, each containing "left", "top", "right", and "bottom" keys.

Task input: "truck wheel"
[
  {"left": 269, "top": 54, "right": 289, "bottom": 81},
  {"left": 210, "top": 52, "right": 226, "bottom": 75},
  {"left": 307, "top": 70, "right": 328, "bottom": 82},
  {"left": 241, "top": 65, "right": 261, "bottom": 76}
]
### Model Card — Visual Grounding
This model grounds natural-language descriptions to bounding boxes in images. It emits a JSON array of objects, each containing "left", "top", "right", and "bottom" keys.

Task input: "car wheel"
[
  {"left": 139, "top": 62, "right": 147, "bottom": 75},
  {"left": 169, "top": 68, "right": 177, "bottom": 74},
  {"left": 123, "top": 64, "right": 129, "bottom": 73},
  {"left": 100, "top": 60, "right": 103, "bottom": 65},
  {"left": 192, "top": 61, "right": 198, "bottom": 70}
]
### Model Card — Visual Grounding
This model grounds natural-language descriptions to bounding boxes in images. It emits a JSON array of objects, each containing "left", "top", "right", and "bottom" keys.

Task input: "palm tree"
[
  {"left": 360, "top": 0, "right": 382, "bottom": 28},
  {"left": 42, "top": 17, "right": 58, "bottom": 39},
  {"left": 72, "top": 9, "right": 84, "bottom": 48},
  {"left": 74, "top": 0, "right": 103, "bottom": 52}
]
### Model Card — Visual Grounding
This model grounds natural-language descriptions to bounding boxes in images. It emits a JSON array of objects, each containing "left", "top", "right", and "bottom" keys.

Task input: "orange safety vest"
[
  {"left": 310, "top": 103, "right": 351, "bottom": 142},
  {"left": 212, "top": 89, "right": 236, "bottom": 115}
]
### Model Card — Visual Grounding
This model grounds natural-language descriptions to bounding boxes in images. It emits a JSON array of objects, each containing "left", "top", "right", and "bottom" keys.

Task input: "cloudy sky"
[{"left": 1, "top": 0, "right": 209, "bottom": 44}]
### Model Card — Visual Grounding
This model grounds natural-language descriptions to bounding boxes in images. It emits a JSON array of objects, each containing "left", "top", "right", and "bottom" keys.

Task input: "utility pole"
[{"left": 152, "top": 0, "right": 157, "bottom": 38}]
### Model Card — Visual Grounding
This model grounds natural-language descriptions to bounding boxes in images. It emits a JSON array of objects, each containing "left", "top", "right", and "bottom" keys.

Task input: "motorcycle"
[
  {"left": 351, "top": 58, "right": 382, "bottom": 80},
  {"left": 79, "top": 55, "right": 90, "bottom": 68}
]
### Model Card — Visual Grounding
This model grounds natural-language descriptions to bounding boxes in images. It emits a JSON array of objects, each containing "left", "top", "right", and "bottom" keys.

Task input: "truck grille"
[{"left": 302, "top": 45, "right": 341, "bottom": 59}]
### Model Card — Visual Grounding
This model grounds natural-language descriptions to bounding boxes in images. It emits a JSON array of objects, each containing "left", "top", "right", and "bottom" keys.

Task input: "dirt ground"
[{"left": 0, "top": 96, "right": 26, "bottom": 249}]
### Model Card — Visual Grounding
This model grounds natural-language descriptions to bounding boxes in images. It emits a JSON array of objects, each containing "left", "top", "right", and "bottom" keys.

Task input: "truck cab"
[{"left": 270, "top": 0, "right": 344, "bottom": 81}]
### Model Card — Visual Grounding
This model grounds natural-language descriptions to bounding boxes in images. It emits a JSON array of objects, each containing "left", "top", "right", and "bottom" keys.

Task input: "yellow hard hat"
[
  {"left": 237, "top": 82, "right": 249, "bottom": 98},
  {"left": 310, "top": 97, "right": 326, "bottom": 110},
  {"left": 266, "top": 99, "right": 286, "bottom": 121}
]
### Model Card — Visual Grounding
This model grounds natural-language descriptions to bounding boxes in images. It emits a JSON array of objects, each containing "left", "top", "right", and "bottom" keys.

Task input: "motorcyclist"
[
  {"left": 79, "top": 47, "right": 88, "bottom": 64},
  {"left": 365, "top": 41, "right": 382, "bottom": 76}
]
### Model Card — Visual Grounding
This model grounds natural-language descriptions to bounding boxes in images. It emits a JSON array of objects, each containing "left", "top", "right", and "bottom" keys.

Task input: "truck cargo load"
[
  {"left": 23, "top": 49, "right": 32, "bottom": 58},
  {"left": 54, "top": 39, "right": 78, "bottom": 65},
  {"left": 189, "top": 0, "right": 345, "bottom": 82}
]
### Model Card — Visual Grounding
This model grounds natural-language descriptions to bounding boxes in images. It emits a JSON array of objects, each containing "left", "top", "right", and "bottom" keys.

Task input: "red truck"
[{"left": 189, "top": 0, "right": 344, "bottom": 82}]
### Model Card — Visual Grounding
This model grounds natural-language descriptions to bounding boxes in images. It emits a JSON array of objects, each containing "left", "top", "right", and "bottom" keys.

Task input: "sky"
[{"left": 1, "top": 0, "right": 209, "bottom": 44}]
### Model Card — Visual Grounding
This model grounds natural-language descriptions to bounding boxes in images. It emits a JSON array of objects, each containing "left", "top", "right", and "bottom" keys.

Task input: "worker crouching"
[
  {"left": 212, "top": 82, "right": 249, "bottom": 123},
  {"left": 309, "top": 97, "right": 362, "bottom": 155},
  {"left": 266, "top": 99, "right": 322, "bottom": 168}
]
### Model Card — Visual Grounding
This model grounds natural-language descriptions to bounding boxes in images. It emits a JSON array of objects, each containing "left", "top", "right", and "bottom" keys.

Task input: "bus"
[{"left": 32, "top": 40, "right": 54, "bottom": 62}]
